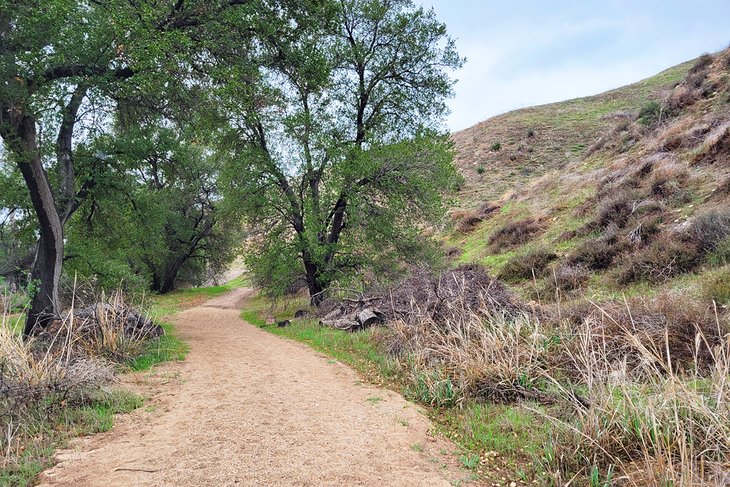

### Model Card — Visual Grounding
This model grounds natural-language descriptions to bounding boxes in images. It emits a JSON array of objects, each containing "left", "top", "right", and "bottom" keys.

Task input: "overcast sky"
[{"left": 414, "top": 1, "right": 730, "bottom": 132}]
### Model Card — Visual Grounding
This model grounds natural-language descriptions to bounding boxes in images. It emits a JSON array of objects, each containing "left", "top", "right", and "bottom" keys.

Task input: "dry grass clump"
[
  {"left": 567, "top": 294, "right": 725, "bottom": 373},
  {"left": 615, "top": 239, "right": 701, "bottom": 284},
  {"left": 543, "top": 298, "right": 729, "bottom": 486},
  {"left": 1, "top": 291, "right": 158, "bottom": 480},
  {"left": 497, "top": 247, "right": 557, "bottom": 282},
  {"left": 386, "top": 302, "right": 549, "bottom": 405},
  {"left": 568, "top": 234, "right": 628, "bottom": 270},
  {"left": 454, "top": 213, "right": 483, "bottom": 234},
  {"left": 488, "top": 217, "right": 547, "bottom": 251},
  {"left": 685, "top": 209, "right": 730, "bottom": 255},
  {"left": 540, "top": 264, "right": 591, "bottom": 300},
  {"left": 363, "top": 261, "right": 730, "bottom": 484}
]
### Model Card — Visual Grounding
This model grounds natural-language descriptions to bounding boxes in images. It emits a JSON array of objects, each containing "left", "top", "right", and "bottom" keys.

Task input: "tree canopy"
[
  {"left": 218, "top": 0, "right": 463, "bottom": 301},
  {"left": 0, "top": 0, "right": 462, "bottom": 330}
]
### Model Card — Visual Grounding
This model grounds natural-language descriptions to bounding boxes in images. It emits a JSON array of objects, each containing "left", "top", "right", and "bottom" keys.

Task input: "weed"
[
  {"left": 488, "top": 218, "right": 547, "bottom": 251},
  {"left": 498, "top": 247, "right": 558, "bottom": 282},
  {"left": 638, "top": 101, "right": 664, "bottom": 126},
  {"left": 411, "top": 442, "right": 424, "bottom": 452},
  {"left": 459, "top": 453, "right": 480, "bottom": 470},
  {"left": 701, "top": 266, "right": 730, "bottom": 305},
  {"left": 476, "top": 165, "right": 485, "bottom": 174},
  {"left": 491, "top": 142, "right": 501, "bottom": 151}
]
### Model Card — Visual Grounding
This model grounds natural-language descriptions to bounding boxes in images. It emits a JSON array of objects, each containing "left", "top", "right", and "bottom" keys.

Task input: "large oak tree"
[{"left": 220, "top": 0, "right": 463, "bottom": 302}]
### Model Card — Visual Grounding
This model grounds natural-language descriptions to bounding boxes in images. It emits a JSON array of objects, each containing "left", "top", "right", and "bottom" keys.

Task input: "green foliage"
[
  {"left": 638, "top": 100, "right": 663, "bottom": 125},
  {"left": 476, "top": 165, "right": 486, "bottom": 174},
  {"left": 219, "top": 0, "right": 463, "bottom": 300},
  {"left": 490, "top": 141, "right": 502, "bottom": 151},
  {"left": 65, "top": 126, "right": 240, "bottom": 293}
]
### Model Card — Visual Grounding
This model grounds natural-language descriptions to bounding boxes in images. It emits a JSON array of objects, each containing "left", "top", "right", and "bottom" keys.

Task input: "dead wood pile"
[{"left": 319, "top": 265, "right": 525, "bottom": 331}]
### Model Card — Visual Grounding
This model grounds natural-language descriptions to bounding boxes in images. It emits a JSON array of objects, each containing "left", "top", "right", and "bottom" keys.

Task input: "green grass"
[
  {"left": 127, "top": 321, "right": 189, "bottom": 371},
  {"left": 0, "top": 389, "right": 142, "bottom": 487}
]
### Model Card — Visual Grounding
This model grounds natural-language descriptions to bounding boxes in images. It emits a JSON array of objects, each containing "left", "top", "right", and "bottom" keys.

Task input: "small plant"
[
  {"left": 701, "top": 266, "right": 730, "bottom": 305},
  {"left": 527, "top": 128, "right": 535, "bottom": 137},
  {"left": 459, "top": 453, "right": 480, "bottom": 470},
  {"left": 411, "top": 442, "right": 424, "bottom": 452},
  {"left": 366, "top": 396, "right": 384, "bottom": 404},
  {"left": 490, "top": 141, "right": 501, "bottom": 151},
  {"left": 638, "top": 100, "right": 663, "bottom": 126},
  {"left": 476, "top": 165, "right": 485, "bottom": 174},
  {"left": 488, "top": 217, "right": 547, "bottom": 251}
]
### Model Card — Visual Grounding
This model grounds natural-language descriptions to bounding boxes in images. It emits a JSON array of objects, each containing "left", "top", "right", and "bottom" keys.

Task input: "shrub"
[
  {"left": 490, "top": 141, "right": 501, "bottom": 151},
  {"left": 488, "top": 218, "right": 547, "bottom": 251},
  {"left": 708, "top": 236, "right": 730, "bottom": 266},
  {"left": 527, "top": 128, "right": 535, "bottom": 138},
  {"left": 615, "top": 239, "right": 700, "bottom": 284},
  {"left": 541, "top": 264, "right": 591, "bottom": 297},
  {"left": 649, "top": 163, "right": 689, "bottom": 199},
  {"left": 568, "top": 238, "right": 627, "bottom": 270},
  {"left": 476, "top": 201, "right": 500, "bottom": 219},
  {"left": 638, "top": 100, "right": 663, "bottom": 126},
  {"left": 476, "top": 165, "right": 485, "bottom": 174},
  {"left": 498, "top": 247, "right": 558, "bottom": 282},
  {"left": 454, "top": 213, "right": 483, "bottom": 234},
  {"left": 688, "top": 53, "right": 713, "bottom": 75},
  {"left": 595, "top": 190, "right": 638, "bottom": 228},
  {"left": 684, "top": 209, "right": 730, "bottom": 256},
  {"left": 701, "top": 266, "right": 730, "bottom": 305}
]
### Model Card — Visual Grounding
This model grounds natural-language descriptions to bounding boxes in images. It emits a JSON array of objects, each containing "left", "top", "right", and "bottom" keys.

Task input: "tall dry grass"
[
  {"left": 1, "top": 290, "right": 156, "bottom": 479},
  {"left": 381, "top": 278, "right": 729, "bottom": 485}
]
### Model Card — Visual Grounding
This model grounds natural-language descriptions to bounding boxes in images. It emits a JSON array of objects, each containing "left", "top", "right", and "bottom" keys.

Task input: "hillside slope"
[
  {"left": 452, "top": 60, "right": 693, "bottom": 207},
  {"left": 447, "top": 49, "right": 730, "bottom": 303}
]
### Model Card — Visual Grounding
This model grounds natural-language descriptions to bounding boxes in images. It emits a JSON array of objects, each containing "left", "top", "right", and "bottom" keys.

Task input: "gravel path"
[{"left": 39, "top": 288, "right": 467, "bottom": 486}]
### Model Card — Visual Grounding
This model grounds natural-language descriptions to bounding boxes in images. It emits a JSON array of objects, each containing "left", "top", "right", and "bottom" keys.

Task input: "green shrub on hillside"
[{"left": 638, "top": 101, "right": 663, "bottom": 125}]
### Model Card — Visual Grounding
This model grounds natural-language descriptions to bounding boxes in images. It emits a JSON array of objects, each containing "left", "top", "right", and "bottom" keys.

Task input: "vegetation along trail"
[{"left": 38, "top": 288, "right": 465, "bottom": 486}]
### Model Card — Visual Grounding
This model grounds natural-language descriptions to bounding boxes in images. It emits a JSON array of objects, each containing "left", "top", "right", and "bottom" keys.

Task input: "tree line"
[{"left": 0, "top": 0, "right": 462, "bottom": 335}]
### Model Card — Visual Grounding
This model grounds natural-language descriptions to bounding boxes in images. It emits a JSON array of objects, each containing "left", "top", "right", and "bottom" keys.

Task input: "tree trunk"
[
  {"left": 303, "top": 257, "right": 325, "bottom": 306},
  {"left": 12, "top": 115, "right": 64, "bottom": 335}
]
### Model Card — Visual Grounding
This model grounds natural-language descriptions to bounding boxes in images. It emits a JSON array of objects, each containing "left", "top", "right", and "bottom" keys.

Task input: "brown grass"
[
  {"left": 488, "top": 217, "right": 547, "bottom": 251},
  {"left": 498, "top": 247, "right": 557, "bottom": 282}
]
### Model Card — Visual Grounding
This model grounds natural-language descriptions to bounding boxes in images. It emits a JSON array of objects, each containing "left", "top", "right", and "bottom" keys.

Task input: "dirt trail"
[{"left": 39, "top": 288, "right": 468, "bottom": 486}]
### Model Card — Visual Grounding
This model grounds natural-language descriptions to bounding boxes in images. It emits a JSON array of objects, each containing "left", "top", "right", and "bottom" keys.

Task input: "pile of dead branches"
[{"left": 319, "top": 265, "right": 526, "bottom": 331}]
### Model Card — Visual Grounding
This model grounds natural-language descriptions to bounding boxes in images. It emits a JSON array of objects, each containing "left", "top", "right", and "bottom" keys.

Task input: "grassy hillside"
[
  {"left": 447, "top": 49, "right": 730, "bottom": 304},
  {"left": 452, "top": 60, "right": 693, "bottom": 207}
]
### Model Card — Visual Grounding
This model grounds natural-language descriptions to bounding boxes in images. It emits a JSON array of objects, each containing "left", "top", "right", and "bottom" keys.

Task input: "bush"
[
  {"left": 615, "top": 239, "right": 700, "bottom": 284},
  {"left": 568, "top": 237, "right": 627, "bottom": 270},
  {"left": 638, "top": 100, "right": 663, "bottom": 126},
  {"left": 708, "top": 236, "right": 730, "bottom": 266},
  {"left": 454, "top": 212, "right": 483, "bottom": 234},
  {"left": 498, "top": 247, "right": 557, "bottom": 282},
  {"left": 476, "top": 165, "right": 485, "bottom": 174},
  {"left": 702, "top": 266, "right": 730, "bottom": 305},
  {"left": 488, "top": 218, "right": 547, "bottom": 251},
  {"left": 684, "top": 209, "right": 730, "bottom": 256},
  {"left": 688, "top": 53, "right": 713, "bottom": 75},
  {"left": 595, "top": 190, "right": 638, "bottom": 228},
  {"left": 541, "top": 265, "right": 591, "bottom": 297},
  {"left": 491, "top": 142, "right": 501, "bottom": 151}
]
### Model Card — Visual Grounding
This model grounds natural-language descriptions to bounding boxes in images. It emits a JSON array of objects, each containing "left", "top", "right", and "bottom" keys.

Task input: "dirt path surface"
[{"left": 39, "top": 289, "right": 468, "bottom": 486}]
